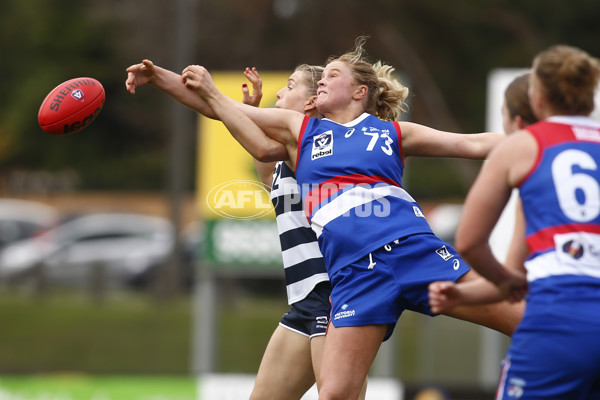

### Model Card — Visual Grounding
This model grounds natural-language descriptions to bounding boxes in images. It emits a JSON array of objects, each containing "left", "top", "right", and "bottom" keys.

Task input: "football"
[{"left": 38, "top": 77, "right": 105, "bottom": 135}]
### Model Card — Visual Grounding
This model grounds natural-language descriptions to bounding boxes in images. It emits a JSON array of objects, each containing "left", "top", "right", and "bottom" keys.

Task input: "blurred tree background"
[
  {"left": 0, "top": 0, "right": 599, "bottom": 198},
  {"left": 0, "top": 1, "right": 599, "bottom": 394}
]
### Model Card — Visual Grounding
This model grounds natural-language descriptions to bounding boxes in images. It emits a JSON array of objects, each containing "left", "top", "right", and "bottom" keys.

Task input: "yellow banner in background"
[{"left": 197, "top": 71, "right": 290, "bottom": 220}]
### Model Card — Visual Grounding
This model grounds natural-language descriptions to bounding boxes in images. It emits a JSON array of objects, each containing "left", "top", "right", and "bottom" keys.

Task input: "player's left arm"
[
  {"left": 400, "top": 121, "right": 505, "bottom": 159},
  {"left": 125, "top": 59, "right": 218, "bottom": 119},
  {"left": 455, "top": 139, "right": 513, "bottom": 280}
]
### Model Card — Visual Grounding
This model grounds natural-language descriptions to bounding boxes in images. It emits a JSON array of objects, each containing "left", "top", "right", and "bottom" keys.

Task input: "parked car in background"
[
  {"left": 0, "top": 212, "right": 177, "bottom": 288},
  {"left": 0, "top": 199, "right": 59, "bottom": 249}
]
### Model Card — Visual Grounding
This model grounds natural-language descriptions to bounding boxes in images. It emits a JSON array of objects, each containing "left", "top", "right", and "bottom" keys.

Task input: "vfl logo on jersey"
[
  {"left": 311, "top": 130, "right": 333, "bottom": 160},
  {"left": 435, "top": 245, "right": 454, "bottom": 261}
]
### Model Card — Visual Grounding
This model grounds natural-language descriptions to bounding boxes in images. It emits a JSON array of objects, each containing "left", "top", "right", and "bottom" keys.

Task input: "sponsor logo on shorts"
[
  {"left": 316, "top": 316, "right": 329, "bottom": 329},
  {"left": 334, "top": 304, "right": 355, "bottom": 320},
  {"left": 507, "top": 377, "right": 526, "bottom": 398},
  {"left": 334, "top": 310, "right": 356, "bottom": 320},
  {"left": 435, "top": 245, "right": 454, "bottom": 261}
]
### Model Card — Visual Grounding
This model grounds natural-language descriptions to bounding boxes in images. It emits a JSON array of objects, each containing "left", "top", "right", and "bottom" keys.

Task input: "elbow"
[
  {"left": 454, "top": 228, "right": 479, "bottom": 260},
  {"left": 253, "top": 145, "right": 287, "bottom": 163},
  {"left": 454, "top": 236, "right": 470, "bottom": 257},
  {"left": 455, "top": 232, "right": 489, "bottom": 266}
]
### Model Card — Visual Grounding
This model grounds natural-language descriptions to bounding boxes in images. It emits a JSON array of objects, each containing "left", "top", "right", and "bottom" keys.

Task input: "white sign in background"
[{"left": 197, "top": 374, "right": 404, "bottom": 400}]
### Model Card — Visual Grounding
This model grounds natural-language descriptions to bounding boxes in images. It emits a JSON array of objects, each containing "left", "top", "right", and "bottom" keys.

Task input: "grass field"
[
  {"left": 0, "top": 375, "right": 196, "bottom": 400},
  {"left": 0, "top": 285, "right": 508, "bottom": 396}
]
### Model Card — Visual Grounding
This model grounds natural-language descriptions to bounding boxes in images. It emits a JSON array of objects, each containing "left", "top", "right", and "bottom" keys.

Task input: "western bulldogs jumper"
[
  {"left": 496, "top": 116, "right": 600, "bottom": 399},
  {"left": 270, "top": 161, "right": 329, "bottom": 305},
  {"left": 294, "top": 113, "right": 433, "bottom": 276}
]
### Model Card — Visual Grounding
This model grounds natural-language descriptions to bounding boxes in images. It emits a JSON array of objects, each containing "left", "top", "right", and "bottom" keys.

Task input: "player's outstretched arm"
[
  {"left": 429, "top": 278, "right": 507, "bottom": 314},
  {"left": 400, "top": 121, "right": 506, "bottom": 160},
  {"left": 182, "top": 64, "right": 299, "bottom": 164},
  {"left": 125, "top": 59, "right": 217, "bottom": 119}
]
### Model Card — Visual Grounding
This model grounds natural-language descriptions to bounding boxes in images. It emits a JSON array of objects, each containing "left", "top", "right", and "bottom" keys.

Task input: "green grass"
[
  {"left": 0, "top": 287, "right": 508, "bottom": 388},
  {"left": 0, "top": 291, "right": 191, "bottom": 373},
  {"left": 0, "top": 289, "right": 290, "bottom": 375},
  {"left": 0, "top": 375, "right": 196, "bottom": 400},
  {"left": 218, "top": 297, "right": 289, "bottom": 373}
]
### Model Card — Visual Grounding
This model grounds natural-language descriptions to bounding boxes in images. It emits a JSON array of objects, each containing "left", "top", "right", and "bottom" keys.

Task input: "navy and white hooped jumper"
[{"left": 270, "top": 161, "right": 329, "bottom": 305}]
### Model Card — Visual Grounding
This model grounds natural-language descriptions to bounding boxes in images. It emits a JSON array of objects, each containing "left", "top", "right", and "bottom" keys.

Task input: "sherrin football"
[{"left": 38, "top": 77, "right": 105, "bottom": 135}]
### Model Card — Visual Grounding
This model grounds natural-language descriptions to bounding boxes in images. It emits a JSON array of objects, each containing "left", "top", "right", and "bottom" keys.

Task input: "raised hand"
[
  {"left": 496, "top": 269, "right": 528, "bottom": 303},
  {"left": 125, "top": 59, "right": 158, "bottom": 94},
  {"left": 242, "top": 67, "right": 263, "bottom": 107},
  {"left": 181, "top": 64, "right": 219, "bottom": 101}
]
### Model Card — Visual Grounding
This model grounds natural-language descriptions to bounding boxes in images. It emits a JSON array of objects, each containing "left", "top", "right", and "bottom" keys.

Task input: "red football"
[{"left": 38, "top": 77, "right": 105, "bottom": 135}]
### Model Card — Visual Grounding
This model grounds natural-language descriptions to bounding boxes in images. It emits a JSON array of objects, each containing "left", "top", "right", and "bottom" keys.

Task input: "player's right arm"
[
  {"left": 182, "top": 64, "right": 303, "bottom": 166},
  {"left": 125, "top": 59, "right": 217, "bottom": 119},
  {"left": 429, "top": 278, "right": 504, "bottom": 314}
]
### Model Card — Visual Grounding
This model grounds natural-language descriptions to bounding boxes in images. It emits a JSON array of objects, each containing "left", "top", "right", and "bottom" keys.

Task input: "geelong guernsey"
[
  {"left": 295, "top": 113, "right": 433, "bottom": 275},
  {"left": 520, "top": 116, "right": 600, "bottom": 287},
  {"left": 270, "top": 161, "right": 329, "bottom": 305}
]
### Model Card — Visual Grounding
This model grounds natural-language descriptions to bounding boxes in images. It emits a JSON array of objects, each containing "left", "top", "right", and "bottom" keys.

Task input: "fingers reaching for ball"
[{"left": 125, "top": 59, "right": 156, "bottom": 94}]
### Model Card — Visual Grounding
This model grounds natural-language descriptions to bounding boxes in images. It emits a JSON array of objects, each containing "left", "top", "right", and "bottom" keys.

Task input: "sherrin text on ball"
[{"left": 38, "top": 77, "right": 105, "bottom": 135}]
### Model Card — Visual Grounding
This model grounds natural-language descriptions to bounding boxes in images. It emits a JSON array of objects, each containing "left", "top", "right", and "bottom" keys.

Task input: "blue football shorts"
[
  {"left": 329, "top": 233, "right": 469, "bottom": 341},
  {"left": 279, "top": 281, "right": 332, "bottom": 339},
  {"left": 496, "top": 291, "right": 600, "bottom": 399}
]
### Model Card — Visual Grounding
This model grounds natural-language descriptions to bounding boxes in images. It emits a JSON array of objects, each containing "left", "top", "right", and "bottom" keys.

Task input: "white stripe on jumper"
[
  {"left": 311, "top": 185, "right": 415, "bottom": 238},
  {"left": 281, "top": 241, "right": 323, "bottom": 268},
  {"left": 276, "top": 210, "right": 310, "bottom": 234},
  {"left": 286, "top": 273, "right": 330, "bottom": 305},
  {"left": 526, "top": 231, "right": 600, "bottom": 281}
]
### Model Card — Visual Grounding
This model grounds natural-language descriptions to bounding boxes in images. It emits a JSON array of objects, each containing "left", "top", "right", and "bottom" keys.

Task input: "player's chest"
[{"left": 305, "top": 124, "right": 399, "bottom": 164}]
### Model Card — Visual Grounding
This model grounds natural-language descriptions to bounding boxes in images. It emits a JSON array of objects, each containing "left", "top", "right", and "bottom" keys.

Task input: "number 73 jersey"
[
  {"left": 294, "top": 113, "right": 433, "bottom": 276},
  {"left": 520, "top": 116, "right": 600, "bottom": 283}
]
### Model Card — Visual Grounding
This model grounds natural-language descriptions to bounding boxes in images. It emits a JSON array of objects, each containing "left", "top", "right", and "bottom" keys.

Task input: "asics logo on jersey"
[{"left": 453, "top": 259, "right": 460, "bottom": 270}]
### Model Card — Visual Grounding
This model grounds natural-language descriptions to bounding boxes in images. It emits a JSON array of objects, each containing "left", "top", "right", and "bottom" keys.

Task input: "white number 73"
[{"left": 363, "top": 131, "right": 394, "bottom": 155}]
